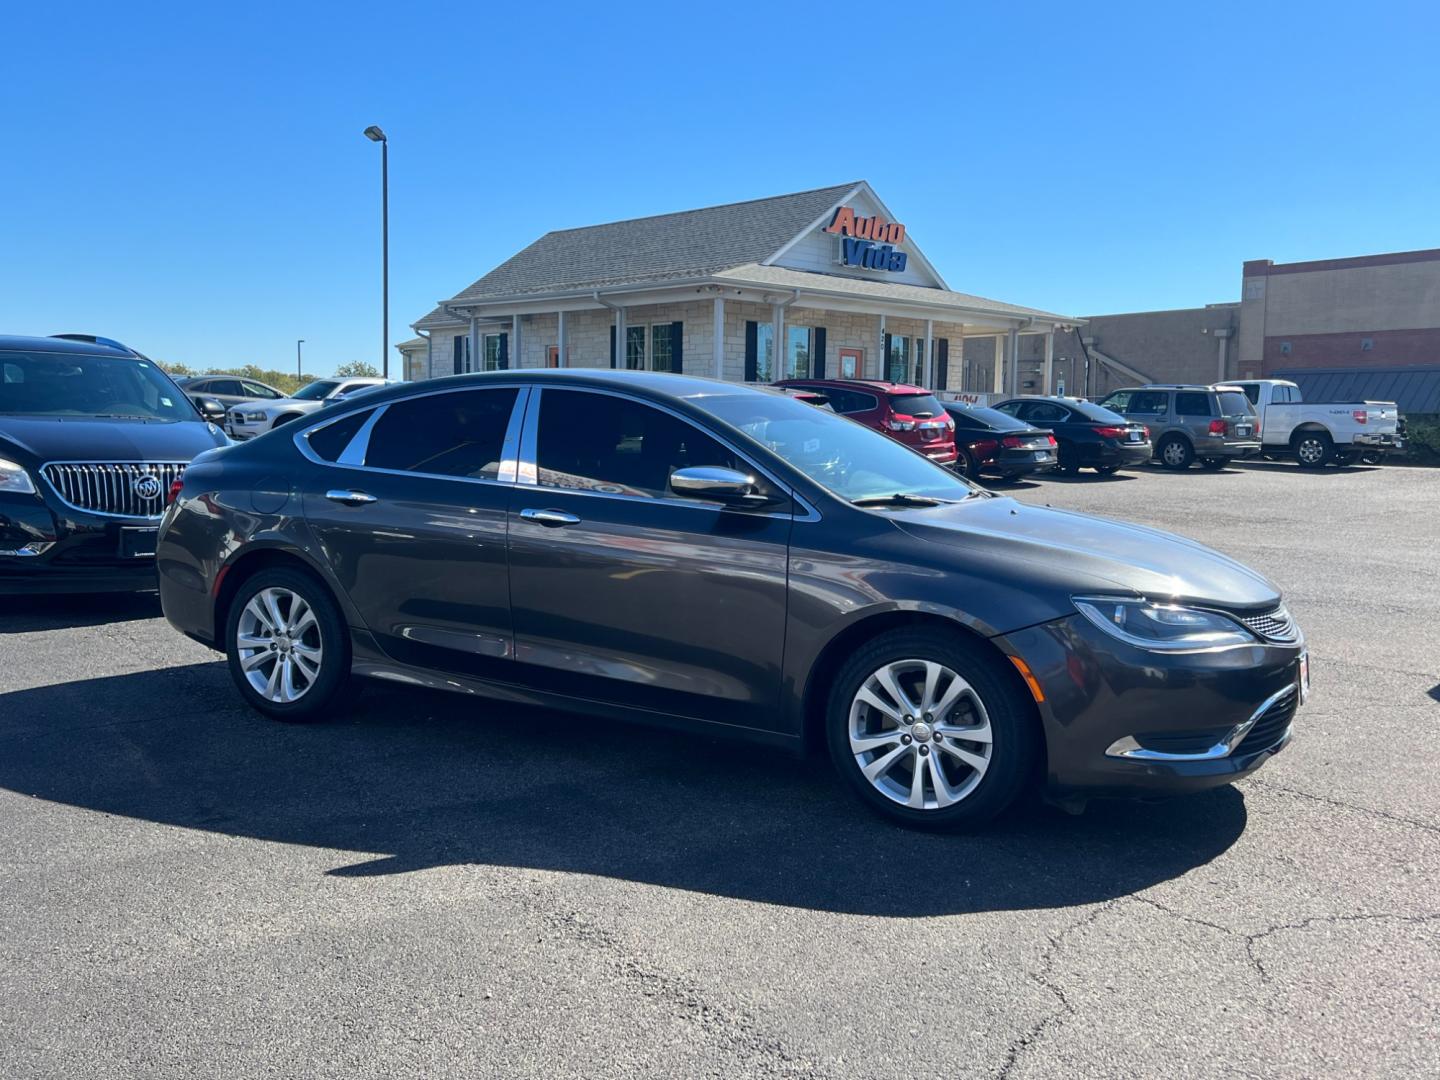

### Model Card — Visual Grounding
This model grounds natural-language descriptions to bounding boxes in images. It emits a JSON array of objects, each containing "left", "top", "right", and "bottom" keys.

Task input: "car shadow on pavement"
[
  {"left": 0, "top": 591, "right": 162, "bottom": 633},
  {"left": 0, "top": 662, "right": 1248, "bottom": 917}
]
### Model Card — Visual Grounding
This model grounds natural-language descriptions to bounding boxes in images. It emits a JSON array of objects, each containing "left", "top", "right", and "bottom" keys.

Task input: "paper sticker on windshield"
[{"left": 161, "top": 397, "right": 173, "bottom": 406}]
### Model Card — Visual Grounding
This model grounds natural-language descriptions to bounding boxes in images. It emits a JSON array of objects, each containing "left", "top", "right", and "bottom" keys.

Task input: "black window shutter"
[
  {"left": 813, "top": 327, "right": 827, "bottom": 379},
  {"left": 883, "top": 332, "right": 892, "bottom": 380},
  {"left": 670, "top": 321, "right": 683, "bottom": 374},
  {"left": 453, "top": 335, "right": 463, "bottom": 375},
  {"left": 498, "top": 332, "right": 509, "bottom": 370},
  {"left": 744, "top": 321, "right": 758, "bottom": 382},
  {"left": 609, "top": 325, "right": 617, "bottom": 368},
  {"left": 936, "top": 339, "right": 949, "bottom": 390}
]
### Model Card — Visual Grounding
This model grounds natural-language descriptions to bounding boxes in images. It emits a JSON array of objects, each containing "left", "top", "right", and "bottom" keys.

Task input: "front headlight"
[
  {"left": 1074, "top": 596, "right": 1258, "bottom": 651},
  {"left": 0, "top": 458, "right": 37, "bottom": 495},
  {"left": 245, "top": 411, "right": 269, "bottom": 422}
]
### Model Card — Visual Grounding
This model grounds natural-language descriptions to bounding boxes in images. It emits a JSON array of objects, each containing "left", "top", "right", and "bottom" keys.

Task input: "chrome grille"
[
  {"left": 1240, "top": 606, "right": 1300, "bottom": 643},
  {"left": 1235, "top": 686, "right": 1298, "bottom": 755},
  {"left": 42, "top": 462, "right": 186, "bottom": 519}
]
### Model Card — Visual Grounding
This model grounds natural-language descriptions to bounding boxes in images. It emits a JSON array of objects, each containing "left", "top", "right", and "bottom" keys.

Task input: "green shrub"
[{"left": 1404, "top": 414, "right": 1440, "bottom": 464}]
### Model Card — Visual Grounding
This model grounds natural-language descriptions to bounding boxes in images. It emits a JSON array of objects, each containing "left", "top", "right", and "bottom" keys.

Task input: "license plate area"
[
  {"left": 119, "top": 527, "right": 159, "bottom": 558},
  {"left": 1298, "top": 651, "right": 1310, "bottom": 705},
  {"left": 1127, "top": 431, "right": 1142, "bottom": 442}
]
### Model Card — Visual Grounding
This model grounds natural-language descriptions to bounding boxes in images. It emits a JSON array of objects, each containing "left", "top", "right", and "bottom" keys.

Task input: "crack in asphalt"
[
  {"left": 993, "top": 900, "right": 1119, "bottom": 1080},
  {"left": 1245, "top": 778, "right": 1440, "bottom": 837},
  {"left": 497, "top": 878, "right": 819, "bottom": 1078},
  {"left": 1242, "top": 912, "right": 1440, "bottom": 985}
]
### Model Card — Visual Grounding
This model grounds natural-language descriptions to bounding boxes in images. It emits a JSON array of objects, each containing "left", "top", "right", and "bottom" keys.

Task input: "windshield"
[
  {"left": 1069, "top": 400, "right": 1129, "bottom": 424},
  {"left": 0, "top": 350, "right": 197, "bottom": 421},
  {"left": 694, "top": 392, "right": 981, "bottom": 504},
  {"left": 888, "top": 393, "right": 944, "bottom": 418},
  {"left": 1217, "top": 390, "right": 1254, "bottom": 415},
  {"left": 292, "top": 380, "right": 340, "bottom": 401},
  {"left": 949, "top": 405, "right": 1023, "bottom": 430}
]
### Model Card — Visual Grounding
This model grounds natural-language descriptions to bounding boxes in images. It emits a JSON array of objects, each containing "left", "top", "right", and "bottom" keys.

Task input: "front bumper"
[
  {"left": 0, "top": 494, "right": 162, "bottom": 593},
  {"left": 995, "top": 613, "right": 1305, "bottom": 800}
]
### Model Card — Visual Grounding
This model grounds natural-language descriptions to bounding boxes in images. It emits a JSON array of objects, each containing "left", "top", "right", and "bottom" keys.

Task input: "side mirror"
[
  {"left": 669, "top": 465, "right": 764, "bottom": 504},
  {"left": 195, "top": 396, "right": 226, "bottom": 421}
]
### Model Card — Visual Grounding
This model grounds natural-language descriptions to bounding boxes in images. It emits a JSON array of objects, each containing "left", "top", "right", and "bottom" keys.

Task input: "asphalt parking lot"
[{"left": 2, "top": 459, "right": 1437, "bottom": 1079}]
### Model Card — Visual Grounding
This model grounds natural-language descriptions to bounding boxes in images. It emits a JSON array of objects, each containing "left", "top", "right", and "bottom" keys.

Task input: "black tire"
[
  {"left": 1054, "top": 442, "right": 1080, "bottom": 475},
  {"left": 1335, "top": 451, "right": 1362, "bottom": 467},
  {"left": 1199, "top": 457, "right": 1227, "bottom": 470},
  {"left": 224, "top": 566, "right": 352, "bottom": 722},
  {"left": 1361, "top": 451, "right": 1385, "bottom": 466},
  {"left": 955, "top": 449, "right": 979, "bottom": 481},
  {"left": 1094, "top": 464, "right": 1121, "bottom": 475},
  {"left": 1292, "top": 430, "right": 1333, "bottom": 469},
  {"left": 825, "top": 627, "right": 1039, "bottom": 830},
  {"left": 1157, "top": 434, "right": 1194, "bottom": 470}
]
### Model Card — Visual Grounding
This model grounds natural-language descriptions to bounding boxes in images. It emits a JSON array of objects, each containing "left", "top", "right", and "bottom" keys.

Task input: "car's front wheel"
[
  {"left": 225, "top": 567, "right": 352, "bottom": 721},
  {"left": 826, "top": 628, "right": 1037, "bottom": 829}
]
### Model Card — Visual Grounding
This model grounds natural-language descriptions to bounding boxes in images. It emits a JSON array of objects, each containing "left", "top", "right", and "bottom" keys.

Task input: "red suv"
[{"left": 773, "top": 379, "right": 957, "bottom": 465}]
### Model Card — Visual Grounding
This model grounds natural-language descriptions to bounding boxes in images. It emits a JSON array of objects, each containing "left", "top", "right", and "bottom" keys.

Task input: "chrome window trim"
[
  {"left": 40, "top": 459, "right": 189, "bottom": 521},
  {"left": 1105, "top": 683, "right": 1298, "bottom": 762},
  {"left": 291, "top": 383, "right": 530, "bottom": 488},
  {"left": 519, "top": 385, "right": 818, "bottom": 522}
]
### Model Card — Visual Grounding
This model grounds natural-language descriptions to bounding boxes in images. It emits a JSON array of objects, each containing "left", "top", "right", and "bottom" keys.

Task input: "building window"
[
  {"left": 652, "top": 324, "right": 677, "bottom": 373},
  {"left": 625, "top": 326, "right": 646, "bottom": 369},
  {"left": 754, "top": 323, "right": 775, "bottom": 382},
  {"left": 786, "top": 326, "right": 811, "bottom": 379},
  {"left": 886, "top": 335, "right": 910, "bottom": 382},
  {"left": 1279, "top": 341, "right": 1291, "bottom": 356},
  {"left": 483, "top": 334, "right": 504, "bottom": 371}
]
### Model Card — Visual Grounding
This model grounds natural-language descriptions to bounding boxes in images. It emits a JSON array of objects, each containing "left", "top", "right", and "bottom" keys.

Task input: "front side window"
[
  {"left": 1100, "top": 390, "right": 1132, "bottom": 412},
  {"left": 1176, "top": 392, "right": 1213, "bottom": 417},
  {"left": 363, "top": 388, "right": 518, "bottom": 479},
  {"left": 0, "top": 350, "right": 196, "bottom": 421},
  {"left": 786, "top": 327, "right": 811, "bottom": 380},
  {"left": 535, "top": 390, "right": 754, "bottom": 500},
  {"left": 242, "top": 381, "right": 282, "bottom": 399}
]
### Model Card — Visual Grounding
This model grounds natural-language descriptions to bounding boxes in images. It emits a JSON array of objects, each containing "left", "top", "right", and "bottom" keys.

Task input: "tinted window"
[
  {"left": 242, "top": 381, "right": 281, "bottom": 399},
  {"left": 1176, "top": 392, "right": 1213, "bottom": 417},
  {"left": 208, "top": 379, "right": 243, "bottom": 396},
  {"left": 1099, "top": 390, "right": 1132, "bottom": 412},
  {"left": 292, "top": 380, "right": 340, "bottom": 401},
  {"left": 825, "top": 388, "right": 878, "bottom": 414},
  {"left": 306, "top": 409, "right": 372, "bottom": 462},
  {"left": 947, "top": 406, "right": 1018, "bottom": 431},
  {"left": 994, "top": 401, "right": 1023, "bottom": 417},
  {"left": 1022, "top": 402, "right": 1072, "bottom": 424},
  {"left": 1067, "top": 400, "right": 1130, "bottom": 424},
  {"left": 888, "top": 393, "right": 944, "bottom": 418},
  {"left": 536, "top": 390, "right": 755, "bottom": 500},
  {"left": 364, "top": 388, "right": 518, "bottom": 478},
  {"left": 694, "top": 392, "right": 980, "bottom": 503},
  {"left": 1128, "top": 390, "right": 1169, "bottom": 414},
  {"left": 1217, "top": 391, "right": 1253, "bottom": 415},
  {"left": 1239, "top": 384, "right": 1260, "bottom": 404}
]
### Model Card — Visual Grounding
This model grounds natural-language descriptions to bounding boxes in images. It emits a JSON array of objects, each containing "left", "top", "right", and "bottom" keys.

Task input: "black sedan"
[
  {"left": 992, "top": 396, "right": 1151, "bottom": 475},
  {"left": 944, "top": 403, "right": 1057, "bottom": 481},
  {"left": 0, "top": 334, "right": 228, "bottom": 593},
  {"left": 156, "top": 371, "right": 1306, "bottom": 829}
]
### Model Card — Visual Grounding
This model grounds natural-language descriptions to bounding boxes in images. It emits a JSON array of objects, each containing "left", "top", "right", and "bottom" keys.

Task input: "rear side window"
[
  {"left": 1128, "top": 391, "right": 1169, "bottom": 414},
  {"left": 1176, "top": 392, "right": 1213, "bottom": 417},
  {"left": 888, "top": 393, "right": 944, "bottom": 418},
  {"left": 1022, "top": 402, "right": 1072, "bottom": 424},
  {"left": 364, "top": 388, "right": 518, "bottom": 478},
  {"left": 826, "top": 388, "right": 878, "bottom": 414},
  {"left": 306, "top": 409, "right": 372, "bottom": 462},
  {"left": 1217, "top": 391, "right": 1253, "bottom": 415}
]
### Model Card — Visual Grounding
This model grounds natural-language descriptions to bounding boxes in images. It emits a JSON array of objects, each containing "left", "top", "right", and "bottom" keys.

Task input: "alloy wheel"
[
  {"left": 847, "top": 658, "right": 993, "bottom": 810},
  {"left": 1162, "top": 440, "right": 1188, "bottom": 466},
  {"left": 1296, "top": 437, "right": 1327, "bottom": 465},
  {"left": 235, "top": 587, "right": 324, "bottom": 703}
]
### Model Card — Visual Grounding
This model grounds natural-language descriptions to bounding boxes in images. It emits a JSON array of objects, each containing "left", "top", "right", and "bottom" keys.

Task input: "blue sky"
[{"left": 3, "top": 1, "right": 1437, "bottom": 376}]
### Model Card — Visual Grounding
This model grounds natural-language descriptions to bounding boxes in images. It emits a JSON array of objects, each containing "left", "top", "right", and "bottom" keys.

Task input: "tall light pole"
[
  {"left": 296, "top": 339, "right": 304, "bottom": 381},
  {"left": 363, "top": 125, "right": 389, "bottom": 379}
]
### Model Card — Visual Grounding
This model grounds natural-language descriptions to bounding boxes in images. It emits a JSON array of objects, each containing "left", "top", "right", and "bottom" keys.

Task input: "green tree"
[{"left": 334, "top": 360, "right": 380, "bottom": 378}]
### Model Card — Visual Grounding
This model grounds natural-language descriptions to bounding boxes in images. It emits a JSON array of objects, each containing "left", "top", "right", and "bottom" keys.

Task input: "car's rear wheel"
[
  {"left": 954, "top": 449, "right": 979, "bottom": 480},
  {"left": 1293, "top": 430, "right": 1332, "bottom": 468},
  {"left": 826, "top": 628, "right": 1037, "bottom": 829},
  {"left": 225, "top": 567, "right": 351, "bottom": 721},
  {"left": 1200, "top": 456, "right": 1227, "bottom": 470},
  {"left": 1158, "top": 435, "right": 1194, "bottom": 470},
  {"left": 1094, "top": 464, "right": 1121, "bottom": 475},
  {"left": 1054, "top": 442, "right": 1079, "bottom": 475}
]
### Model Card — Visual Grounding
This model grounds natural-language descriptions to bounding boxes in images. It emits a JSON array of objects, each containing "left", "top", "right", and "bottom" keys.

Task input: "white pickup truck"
[{"left": 1225, "top": 379, "right": 1403, "bottom": 467}]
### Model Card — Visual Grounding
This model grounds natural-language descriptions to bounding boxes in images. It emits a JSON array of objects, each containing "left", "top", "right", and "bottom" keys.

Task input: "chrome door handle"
[
  {"left": 520, "top": 508, "right": 580, "bottom": 527},
  {"left": 325, "top": 489, "right": 378, "bottom": 506}
]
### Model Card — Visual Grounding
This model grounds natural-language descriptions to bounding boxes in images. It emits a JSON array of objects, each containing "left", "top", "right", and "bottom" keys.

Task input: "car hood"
[
  {"left": 0, "top": 416, "right": 227, "bottom": 464},
  {"left": 893, "top": 496, "right": 1281, "bottom": 612}
]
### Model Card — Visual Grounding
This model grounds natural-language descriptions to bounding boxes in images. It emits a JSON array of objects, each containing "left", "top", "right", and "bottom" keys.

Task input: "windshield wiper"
[
  {"left": 851, "top": 492, "right": 955, "bottom": 508},
  {"left": 90, "top": 413, "right": 154, "bottom": 420}
]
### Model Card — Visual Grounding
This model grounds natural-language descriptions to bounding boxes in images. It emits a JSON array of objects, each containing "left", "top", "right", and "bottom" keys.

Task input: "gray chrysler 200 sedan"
[{"left": 156, "top": 370, "right": 1308, "bottom": 829}]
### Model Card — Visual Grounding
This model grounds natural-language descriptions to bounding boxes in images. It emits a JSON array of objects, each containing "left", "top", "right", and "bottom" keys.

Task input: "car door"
[
  {"left": 299, "top": 385, "right": 526, "bottom": 680},
  {"left": 506, "top": 386, "right": 793, "bottom": 731}
]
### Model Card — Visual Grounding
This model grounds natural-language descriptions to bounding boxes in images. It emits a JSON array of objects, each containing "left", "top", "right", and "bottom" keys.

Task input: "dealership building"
[{"left": 400, "top": 182, "right": 1077, "bottom": 395}]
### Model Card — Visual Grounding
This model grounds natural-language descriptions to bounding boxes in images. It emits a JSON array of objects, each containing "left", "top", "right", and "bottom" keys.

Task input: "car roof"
[
  {"left": 781, "top": 378, "right": 929, "bottom": 395},
  {"left": 0, "top": 334, "right": 142, "bottom": 358}
]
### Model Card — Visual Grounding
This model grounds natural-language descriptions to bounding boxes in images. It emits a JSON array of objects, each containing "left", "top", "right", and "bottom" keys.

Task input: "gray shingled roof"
[{"left": 1276, "top": 366, "right": 1440, "bottom": 414}]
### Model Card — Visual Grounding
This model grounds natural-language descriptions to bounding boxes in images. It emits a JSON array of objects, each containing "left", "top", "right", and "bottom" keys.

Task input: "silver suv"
[{"left": 1096, "top": 384, "right": 1260, "bottom": 470}]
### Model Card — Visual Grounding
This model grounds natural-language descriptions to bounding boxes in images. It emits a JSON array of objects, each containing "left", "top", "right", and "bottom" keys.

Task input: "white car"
[
  {"left": 1225, "top": 379, "right": 1403, "bottom": 467},
  {"left": 226, "top": 377, "right": 390, "bottom": 440}
]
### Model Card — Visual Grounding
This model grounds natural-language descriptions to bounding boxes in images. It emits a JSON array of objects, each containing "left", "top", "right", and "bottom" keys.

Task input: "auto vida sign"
[{"left": 824, "top": 206, "right": 909, "bottom": 273}]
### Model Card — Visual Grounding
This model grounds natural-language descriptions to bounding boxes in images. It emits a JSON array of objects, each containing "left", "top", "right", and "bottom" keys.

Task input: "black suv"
[{"left": 0, "top": 334, "right": 229, "bottom": 593}]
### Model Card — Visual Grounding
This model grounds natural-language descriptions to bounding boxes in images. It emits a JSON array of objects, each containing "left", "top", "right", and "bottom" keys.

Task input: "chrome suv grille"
[
  {"left": 1240, "top": 606, "right": 1300, "bottom": 643},
  {"left": 42, "top": 462, "right": 186, "bottom": 519}
]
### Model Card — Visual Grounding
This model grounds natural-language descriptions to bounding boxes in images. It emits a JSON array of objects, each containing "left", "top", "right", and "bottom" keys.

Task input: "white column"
[
  {"left": 772, "top": 304, "right": 786, "bottom": 381},
  {"left": 877, "top": 314, "right": 887, "bottom": 380},
  {"left": 1006, "top": 328, "right": 1020, "bottom": 395},
  {"left": 713, "top": 296, "right": 725, "bottom": 380},
  {"left": 1043, "top": 330, "right": 1054, "bottom": 395},
  {"left": 991, "top": 334, "right": 1004, "bottom": 394},
  {"left": 511, "top": 314, "right": 521, "bottom": 369},
  {"left": 468, "top": 317, "right": 478, "bottom": 374},
  {"left": 954, "top": 328, "right": 964, "bottom": 392},
  {"left": 923, "top": 319, "right": 934, "bottom": 388},
  {"left": 615, "top": 307, "right": 625, "bottom": 368},
  {"left": 556, "top": 310, "right": 566, "bottom": 368}
]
